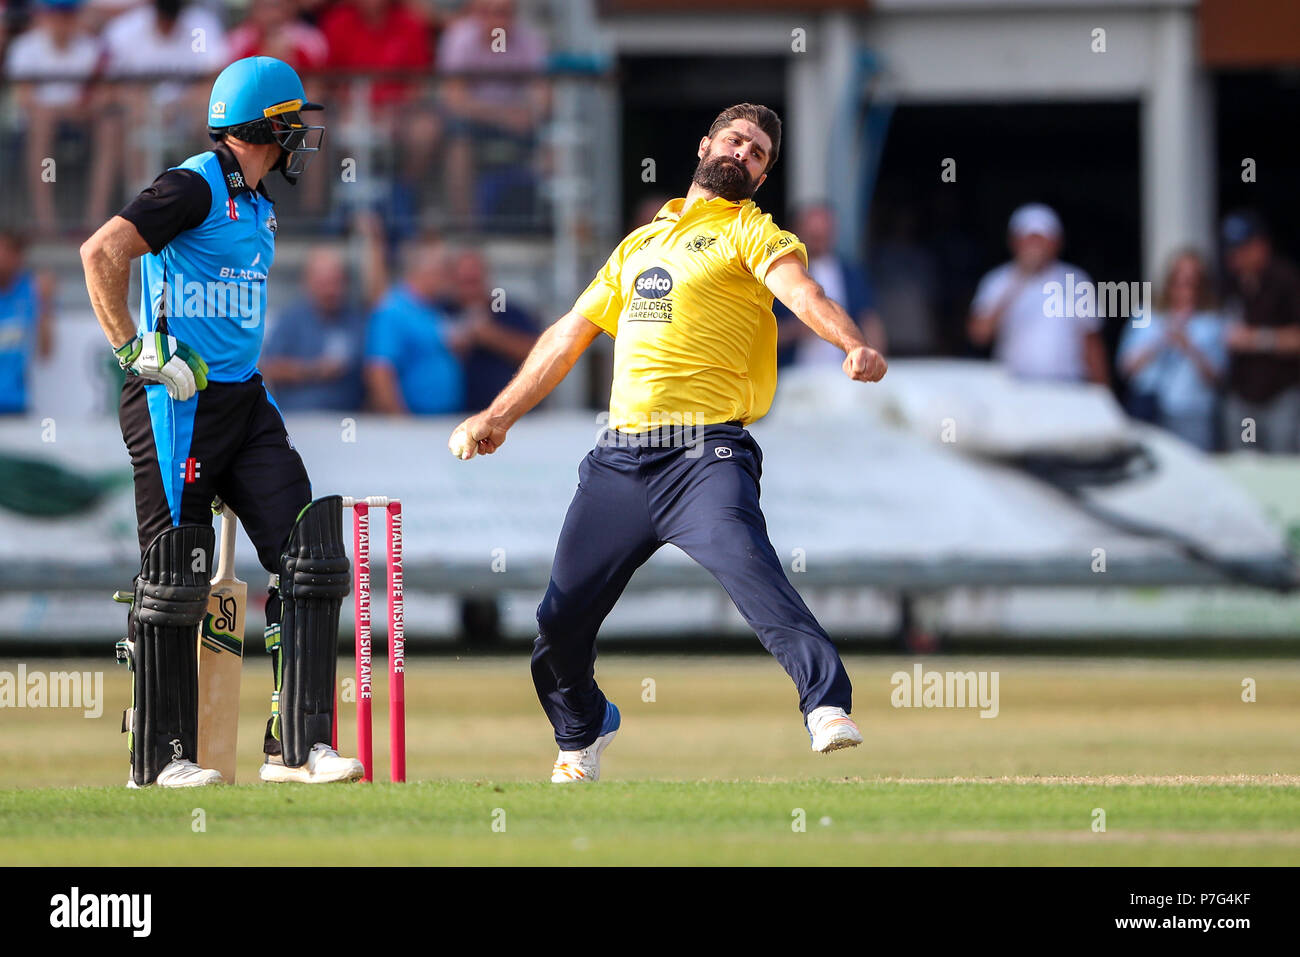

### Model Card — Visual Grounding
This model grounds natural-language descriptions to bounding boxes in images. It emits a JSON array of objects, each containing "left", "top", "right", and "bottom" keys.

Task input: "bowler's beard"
[{"left": 692, "top": 154, "right": 758, "bottom": 202}]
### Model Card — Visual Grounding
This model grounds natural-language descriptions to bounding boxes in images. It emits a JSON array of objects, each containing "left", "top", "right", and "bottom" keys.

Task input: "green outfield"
[{"left": 1, "top": 655, "right": 1298, "bottom": 865}]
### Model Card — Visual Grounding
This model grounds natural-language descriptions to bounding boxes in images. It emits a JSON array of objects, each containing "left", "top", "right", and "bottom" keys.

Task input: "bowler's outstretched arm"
[
  {"left": 764, "top": 252, "right": 887, "bottom": 382},
  {"left": 449, "top": 310, "right": 604, "bottom": 458}
]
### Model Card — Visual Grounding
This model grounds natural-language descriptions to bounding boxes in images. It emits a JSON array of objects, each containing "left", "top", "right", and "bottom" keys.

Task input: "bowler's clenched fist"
[
  {"left": 449, "top": 413, "right": 509, "bottom": 460},
  {"left": 843, "top": 345, "right": 887, "bottom": 383}
]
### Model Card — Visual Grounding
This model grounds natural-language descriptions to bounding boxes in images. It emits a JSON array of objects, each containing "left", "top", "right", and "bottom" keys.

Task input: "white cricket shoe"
[
  {"left": 259, "top": 743, "right": 365, "bottom": 784},
  {"left": 551, "top": 702, "right": 620, "bottom": 783},
  {"left": 807, "top": 706, "right": 863, "bottom": 753},
  {"left": 126, "top": 759, "right": 225, "bottom": 789}
]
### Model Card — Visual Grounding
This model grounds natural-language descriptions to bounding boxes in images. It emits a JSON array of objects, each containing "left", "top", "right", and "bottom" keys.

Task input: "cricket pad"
[
  {"left": 277, "top": 496, "right": 350, "bottom": 767},
  {"left": 123, "top": 524, "right": 215, "bottom": 786}
]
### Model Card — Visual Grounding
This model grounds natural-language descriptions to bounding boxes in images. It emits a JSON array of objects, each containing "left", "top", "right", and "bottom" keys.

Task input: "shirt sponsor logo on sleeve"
[{"left": 764, "top": 233, "right": 796, "bottom": 258}]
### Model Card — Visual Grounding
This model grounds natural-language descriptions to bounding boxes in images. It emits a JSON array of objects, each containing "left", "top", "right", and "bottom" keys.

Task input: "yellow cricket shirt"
[{"left": 573, "top": 196, "right": 807, "bottom": 433}]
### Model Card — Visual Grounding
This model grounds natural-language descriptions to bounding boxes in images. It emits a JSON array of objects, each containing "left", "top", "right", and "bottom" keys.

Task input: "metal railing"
[{"left": 0, "top": 69, "right": 619, "bottom": 245}]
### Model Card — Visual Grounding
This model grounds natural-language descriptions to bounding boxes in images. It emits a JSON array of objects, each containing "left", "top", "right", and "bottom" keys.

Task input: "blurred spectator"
[
  {"left": 968, "top": 203, "right": 1108, "bottom": 384},
  {"left": 319, "top": 0, "right": 437, "bottom": 228},
  {"left": 227, "top": 0, "right": 328, "bottom": 73},
  {"left": 262, "top": 248, "right": 368, "bottom": 412},
  {"left": 102, "top": 0, "right": 228, "bottom": 84},
  {"left": 775, "top": 201, "right": 883, "bottom": 367},
  {"left": 83, "top": 0, "right": 137, "bottom": 33},
  {"left": 1117, "top": 249, "right": 1225, "bottom": 451},
  {"left": 1219, "top": 211, "right": 1300, "bottom": 453},
  {"left": 4, "top": 0, "right": 108, "bottom": 235},
  {"left": 320, "top": 0, "right": 433, "bottom": 106},
  {"left": 871, "top": 206, "right": 940, "bottom": 357},
  {"left": 227, "top": 0, "right": 331, "bottom": 214},
  {"left": 101, "top": 0, "right": 229, "bottom": 193},
  {"left": 438, "top": 0, "right": 549, "bottom": 226},
  {"left": 364, "top": 240, "right": 464, "bottom": 414},
  {"left": 439, "top": 247, "right": 537, "bottom": 411},
  {"left": 0, "top": 231, "right": 55, "bottom": 415}
]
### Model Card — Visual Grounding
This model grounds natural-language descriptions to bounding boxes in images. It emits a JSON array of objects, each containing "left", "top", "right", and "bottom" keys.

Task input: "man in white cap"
[{"left": 968, "top": 203, "right": 1108, "bottom": 384}]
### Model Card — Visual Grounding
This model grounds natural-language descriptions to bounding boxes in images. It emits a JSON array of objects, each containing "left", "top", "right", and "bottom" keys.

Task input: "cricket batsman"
[
  {"left": 449, "top": 103, "right": 887, "bottom": 782},
  {"left": 81, "top": 57, "right": 362, "bottom": 787}
]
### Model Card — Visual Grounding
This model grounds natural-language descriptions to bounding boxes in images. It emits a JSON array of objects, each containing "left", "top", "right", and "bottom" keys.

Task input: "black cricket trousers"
[
  {"left": 118, "top": 374, "right": 312, "bottom": 571},
  {"left": 532, "top": 422, "right": 853, "bottom": 750}
]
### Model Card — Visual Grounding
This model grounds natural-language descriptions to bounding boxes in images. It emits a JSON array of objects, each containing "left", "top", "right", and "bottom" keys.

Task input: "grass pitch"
[{"left": 1, "top": 654, "right": 1298, "bottom": 865}]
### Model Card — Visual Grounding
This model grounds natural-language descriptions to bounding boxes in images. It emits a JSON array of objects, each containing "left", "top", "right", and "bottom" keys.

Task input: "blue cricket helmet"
[{"left": 207, "top": 56, "right": 324, "bottom": 184}]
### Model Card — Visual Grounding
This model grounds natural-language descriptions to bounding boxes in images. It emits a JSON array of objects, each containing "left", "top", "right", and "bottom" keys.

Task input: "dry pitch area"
[{"left": 0, "top": 655, "right": 1297, "bottom": 865}]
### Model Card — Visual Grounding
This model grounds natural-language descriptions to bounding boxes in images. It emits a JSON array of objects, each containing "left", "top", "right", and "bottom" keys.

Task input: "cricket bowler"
[
  {"left": 449, "top": 103, "right": 887, "bottom": 782},
  {"left": 81, "top": 57, "right": 361, "bottom": 787}
]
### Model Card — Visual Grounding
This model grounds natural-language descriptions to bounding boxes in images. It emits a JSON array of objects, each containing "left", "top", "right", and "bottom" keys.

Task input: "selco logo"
[{"left": 633, "top": 267, "right": 673, "bottom": 299}]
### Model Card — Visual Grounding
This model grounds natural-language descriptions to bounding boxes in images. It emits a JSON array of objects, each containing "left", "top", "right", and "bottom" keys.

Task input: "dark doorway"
[
  {"left": 1216, "top": 70, "right": 1300, "bottom": 265},
  {"left": 869, "top": 101, "right": 1142, "bottom": 361},
  {"left": 619, "top": 55, "right": 788, "bottom": 232}
]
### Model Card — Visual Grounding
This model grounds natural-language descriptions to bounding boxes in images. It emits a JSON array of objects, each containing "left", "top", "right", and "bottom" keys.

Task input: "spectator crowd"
[
  {"left": 680, "top": 192, "right": 1300, "bottom": 456},
  {"left": 964, "top": 202, "right": 1300, "bottom": 453},
  {"left": 1, "top": 0, "right": 551, "bottom": 235},
  {"left": 2, "top": 4, "right": 1298, "bottom": 453},
  {"left": 259, "top": 214, "right": 537, "bottom": 415}
]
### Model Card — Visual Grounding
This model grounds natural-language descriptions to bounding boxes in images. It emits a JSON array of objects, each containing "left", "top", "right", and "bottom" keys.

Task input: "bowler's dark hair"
[{"left": 707, "top": 103, "right": 782, "bottom": 172}]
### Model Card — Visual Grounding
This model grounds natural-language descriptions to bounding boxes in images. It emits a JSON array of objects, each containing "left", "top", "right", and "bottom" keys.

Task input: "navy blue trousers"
[{"left": 532, "top": 423, "right": 853, "bottom": 749}]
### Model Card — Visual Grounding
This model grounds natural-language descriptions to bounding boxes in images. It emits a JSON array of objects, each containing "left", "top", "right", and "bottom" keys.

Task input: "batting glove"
[{"left": 115, "top": 332, "right": 210, "bottom": 401}]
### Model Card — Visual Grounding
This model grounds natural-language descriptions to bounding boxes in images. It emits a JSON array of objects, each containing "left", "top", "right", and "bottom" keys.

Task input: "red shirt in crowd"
[
  {"left": 227, "top": 21, "right": 330, "bottom": 73},
  {"left": 318, "top": 1, "right": 434, "bottom": 106}
]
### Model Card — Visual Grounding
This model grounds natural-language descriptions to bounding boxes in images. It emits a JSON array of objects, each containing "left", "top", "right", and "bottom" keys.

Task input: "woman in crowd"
[{"left": 1118, "top": 249, "right": 1226, "bottom": 451}]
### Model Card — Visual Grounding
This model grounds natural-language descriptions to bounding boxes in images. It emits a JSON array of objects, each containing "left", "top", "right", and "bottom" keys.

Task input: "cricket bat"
[{"left": 197, "top": 505, "right": 245, "bottom": 782}]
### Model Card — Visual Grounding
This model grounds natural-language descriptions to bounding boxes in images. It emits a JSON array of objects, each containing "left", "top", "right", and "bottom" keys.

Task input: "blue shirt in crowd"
[
  {"left": 0, "top": 270, "right": 38, "bottom": 414},
  {"left": 1118, "top": 311, "right": 1226, "bottom": 417},
  {"left": 263, "top": 301, "right": 367, "bottom": 411},
  {"left": 439, "top": 298, "right": 537, "bottom": 411},
  {"left": 365, "top": 284, "right": 464, "bottom": 415}
]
